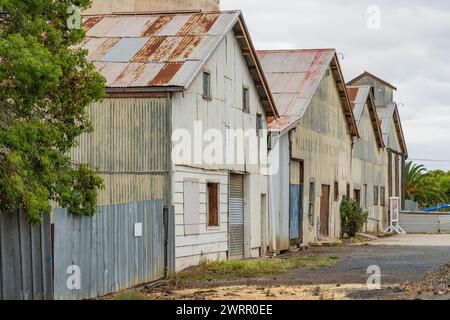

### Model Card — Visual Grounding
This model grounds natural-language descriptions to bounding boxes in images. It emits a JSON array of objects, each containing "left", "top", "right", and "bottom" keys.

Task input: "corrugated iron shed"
[
  {"left": 257, "top": 49, "right": 358, "bottom": 136},
  {"left": 81, "top": 11, "right": 278, "bottom": 117}
]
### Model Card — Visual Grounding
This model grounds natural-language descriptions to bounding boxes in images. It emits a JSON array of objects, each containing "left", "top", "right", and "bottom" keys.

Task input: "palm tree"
[{"left": 405, "top": 161, "right": 426, "bottom": 201}]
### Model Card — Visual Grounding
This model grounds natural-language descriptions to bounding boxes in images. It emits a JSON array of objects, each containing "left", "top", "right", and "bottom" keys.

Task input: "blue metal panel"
[
  {"left": 101, "top": 38, "right": 148, "bottom": 62},
  {"left": 53, "top": 200, "right": 164, "bottom": 300},
  {"left": 289, "top": 184, "right": 303, "bottom": 240}
]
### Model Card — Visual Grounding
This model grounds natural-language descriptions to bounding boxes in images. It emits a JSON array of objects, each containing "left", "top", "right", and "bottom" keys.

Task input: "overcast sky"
[{"left": 222, "top": 0, "right": 450, "bottom": 171}]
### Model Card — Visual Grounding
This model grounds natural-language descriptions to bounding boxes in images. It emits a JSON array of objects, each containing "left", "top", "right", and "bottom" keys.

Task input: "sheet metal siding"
[
  {"left": 0, "top": 212, "right": 52, "bottom": 300},
  {"left": 290, "top": 72, "right": 353, "bottom": 244},
  {"left": 70, "top": 98, "right": 171, "bottom": 206},
  {"left": 54, "top": 200, "right": 164, "bottom": 300},
  {"left": 229, "top": 174, "right": 244, "bottom": 259},
  {"left": 399, "top": 212, "right": 440, "bottom": 234},
  {"left": 167, "top": 206, "right": 176, "bottom": 274}
]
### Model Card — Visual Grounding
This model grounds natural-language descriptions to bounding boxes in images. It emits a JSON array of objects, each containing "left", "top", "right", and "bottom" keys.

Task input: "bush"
[{"left": 340, "top": 197, "right": 368, "bottom": 238}]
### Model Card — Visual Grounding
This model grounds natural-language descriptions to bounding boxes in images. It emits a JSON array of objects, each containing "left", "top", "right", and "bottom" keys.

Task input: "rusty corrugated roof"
[
  {"left": 81, "top": 11, "right": 240, "bottom": 88},
  {"left": 257, "top": 49, "right": 358, "bottom": 136}
]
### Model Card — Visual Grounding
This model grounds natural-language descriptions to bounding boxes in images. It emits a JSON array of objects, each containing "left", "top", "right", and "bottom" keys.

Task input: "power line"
[{"left": 409, "top": 158, "right": 450, "bottom": 163}]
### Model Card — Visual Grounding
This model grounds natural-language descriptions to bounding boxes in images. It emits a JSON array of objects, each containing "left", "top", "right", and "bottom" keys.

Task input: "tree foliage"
[
  {"left": 0, "top": 0, "right": 105, "bottom": 223},
  {"left": 405, "top": 161, "right": 450, "bottom": 208}
]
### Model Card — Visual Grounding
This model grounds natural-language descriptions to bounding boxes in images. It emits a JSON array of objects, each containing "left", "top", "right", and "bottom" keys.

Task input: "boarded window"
[
  {"left": 308, "top": 181, "right": 315, "bottom": 226},
  {"left": 334, "top": 181, "right": 339, "bottom": 201},
  {"left": 203, "top": 71, "right": 211, "bottom": 99},
  {"left": 374, "top": 186, "right": 379, "bottom": 206},
  {"left": 380, "top": 186, "right": 386, "bottom": 206},
  {"left": 207, "top": 182, "right": 219, "bottom": 227},
  {"left": 242, "top": 86, "right": 249, "bottom": 112},
  {"left": 184, "top": 180, "right": 200, "bottom": 235}
]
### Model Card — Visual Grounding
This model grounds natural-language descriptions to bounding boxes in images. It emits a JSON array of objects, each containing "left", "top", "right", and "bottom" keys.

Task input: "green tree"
[
  {"left": 405, "top": 161, "right": 426, "bottom": 201},
  {"left": 0, "top": 0, "right": 104, "bottom": 223}
]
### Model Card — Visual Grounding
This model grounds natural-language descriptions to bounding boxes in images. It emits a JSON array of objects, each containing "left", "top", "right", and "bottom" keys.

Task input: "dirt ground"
[{"left": 110, "top": 235, "right": 450, "bottom": 300}]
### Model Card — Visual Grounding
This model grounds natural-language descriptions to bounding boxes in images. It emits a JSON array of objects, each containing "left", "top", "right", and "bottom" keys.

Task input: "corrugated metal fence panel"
[
  {"left": 399, "top": 212, "right": 440, "bottom": 234},
  {"left": 0, "top": 212, "right": 52, "bottom": 300},
  {"left": 439, "top": 215, "right": 450, "bottom": 233},
  {"left": 167, "top": 206, "right": 176, "bottom": 274},
  {"left": 54, "top": 200, "right": 164, "bottom": 300},
  {"left": 229, "top": 174, "right": 244, "bottom": 259}
]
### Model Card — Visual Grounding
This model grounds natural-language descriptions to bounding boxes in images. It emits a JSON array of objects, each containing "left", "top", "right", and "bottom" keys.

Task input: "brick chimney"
[{"left": 85, "top": 0, "right": 220, "bottom": 14}]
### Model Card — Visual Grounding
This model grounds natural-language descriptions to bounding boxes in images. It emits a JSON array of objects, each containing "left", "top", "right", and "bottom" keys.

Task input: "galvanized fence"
[
  {"left": 0, "top": 211, "right": 53, "bottom": 300},
  {"left": 53, "top": 200, "right": 165, "bottom": 300},
  {"left": 399, "top": 211, "right": 450, "bottom": 234}
]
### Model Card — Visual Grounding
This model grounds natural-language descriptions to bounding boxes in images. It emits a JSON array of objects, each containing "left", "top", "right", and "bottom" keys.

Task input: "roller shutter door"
[{"left": 229, "top": 174, "right": 244, "bottom": 259}]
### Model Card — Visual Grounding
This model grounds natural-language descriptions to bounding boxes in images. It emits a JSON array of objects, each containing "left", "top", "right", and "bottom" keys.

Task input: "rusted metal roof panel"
[
  {"left": 82, "top": 11, "right": 240, "bottom": 88},
  {"left": 257, "top": 49, "right": 335, "bottom": 131}
]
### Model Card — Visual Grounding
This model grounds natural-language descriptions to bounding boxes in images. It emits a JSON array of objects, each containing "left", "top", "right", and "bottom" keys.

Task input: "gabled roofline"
[
  {"left": 392, "top": 104, "right": 408, "bottom": 157},
  {"left": 260, "top": 49, "right": 358, "bottom": 138},
  {"left": 330, "top": 54, "right": 359, "bottom": 138},
  {"left": 347, "top": 71, "right": 397, "bottom": 91},
  {"left": 348, "top": 85, "right": 385, "bottom": 149}
]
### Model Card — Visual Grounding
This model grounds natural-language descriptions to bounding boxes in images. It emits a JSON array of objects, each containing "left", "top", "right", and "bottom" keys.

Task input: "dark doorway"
[{"left": 320, "top": 185, "right": 330, "bottom": 237}]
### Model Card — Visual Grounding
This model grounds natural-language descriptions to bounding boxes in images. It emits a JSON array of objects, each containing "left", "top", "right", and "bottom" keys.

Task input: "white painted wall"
[{"left": 171, "top": 30, "right": 269, "bottom": 270}]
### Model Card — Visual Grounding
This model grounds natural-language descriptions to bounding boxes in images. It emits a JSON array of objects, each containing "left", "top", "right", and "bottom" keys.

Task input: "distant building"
[
  {"left": 347, "top": 85, "right": 387, "bottom": 232},
  {"left": 347, "top": 72, "right": 408, "bottom": 212},
  {"left": 85, "top": 0, "right": 220, "bottom": 14},
  {"left": 258, "top": 49, "right": 359, "bottom": 249}
]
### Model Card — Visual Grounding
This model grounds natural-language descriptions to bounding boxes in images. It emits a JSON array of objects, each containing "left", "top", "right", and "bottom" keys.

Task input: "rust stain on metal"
[
  {"left": 149, "top": 62, "right": 183, "bottom": 86},
  {"left": 132, "top": 37, "right": 166, "bottom": 62},
  {"left": 347, "top": 87, "right": 358, "bottom": 110},
  {"left": 143, "top": 15, "right": 174, "bottom": 36},
  {"left": 90, "top": 38, "right": 120, "bottom": 61},
  {"left": 177, "top": 13, "right": 219, "bottom": 35},
  {"left": 83, "top": 16, "right": 102, "bottom": 31},
  {"left": 168, "top": 36, "right": 202, "bottom": 60},
  {"left": 115, "top": 63, "right": 146, "bottom": 85}
]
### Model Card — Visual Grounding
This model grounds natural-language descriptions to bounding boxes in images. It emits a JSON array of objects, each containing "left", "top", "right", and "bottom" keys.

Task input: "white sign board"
[
  {"left": 390, "top": 197, "right": 400, "bottom": 223},
  {"left": 134, "top": 222, "right": 143, "bottom": 237}
]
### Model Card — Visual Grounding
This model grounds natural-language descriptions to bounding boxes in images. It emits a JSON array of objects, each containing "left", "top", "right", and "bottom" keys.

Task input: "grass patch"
[
  {"left": 349, "top": 235, "right": 368, "bottom": 244},
  {"left": 177, "top": 254, "right": 339, "bottom": 282},
  {"left": 110, "top": 290, "right": 150, "bottom": 300}
]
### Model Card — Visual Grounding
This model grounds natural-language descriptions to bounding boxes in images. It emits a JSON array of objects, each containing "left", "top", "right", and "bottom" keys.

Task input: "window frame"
[
  {"left": 242, "top": 85, "right": 250, "bottom": 113},
  {"left": 203, "top": 71, "right": 211, "bottom": 100},
  {"left": 374, "top": 185, "right": 379, "bottom": 206},
  {"left": 206, "top": 182, "right": 220, "bottom": 228},
  {"left": 308, "top": 181, "right": 315, "bottom": 227},
  {"left": 334, "top": 181, "right": 339, "bottom": 201},
  {"left": 380, "top": 186, "right": 386, "bottom": 207}
]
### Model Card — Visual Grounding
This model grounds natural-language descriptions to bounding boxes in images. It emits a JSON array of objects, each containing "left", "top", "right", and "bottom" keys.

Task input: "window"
[
  {"left": 207, "top": 182, "right": 219, "bottom": 227},
  {"left": 354, "top": 189, "right": 361, "bottom": 206},
  {"left": 374, "top": 186, "right": 379, "bottom": 206},
  {"left": 380, "top": 187, "right": 386, "bottom": 206},
  {"left": 203, "top": 71, "right": 211, "bottom": 99},
  {"left": 346, "top": 183, "right": 351, "bottom": 199},
  {"left": 363, "top": 184, "right": 368, "bottom": 209},
  {"left": 334, "top": 181, "right": 339, "bottom": 201},
  {"left": 256, "top": 114, "right": 263, "bottom": 136},
  {"left": 308, "top": 181, "right": 315, "bottom": 226},
  {"left": 242, "top": 86, "right": 249, "bottom": 112}
]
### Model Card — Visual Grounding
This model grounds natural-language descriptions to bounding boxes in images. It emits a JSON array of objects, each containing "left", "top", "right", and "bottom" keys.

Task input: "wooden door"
[{"left": 320, "top": 185, "right": 330, "bottom": 237}]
